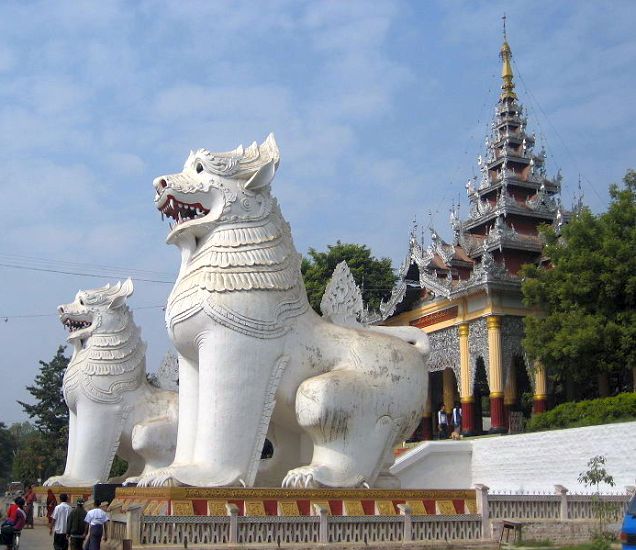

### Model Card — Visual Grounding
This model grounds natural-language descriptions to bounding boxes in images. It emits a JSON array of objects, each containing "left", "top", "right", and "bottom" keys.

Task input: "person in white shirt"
[
  {"left": 50, "top": 493, "right": 73, "bottom": 550},
  {"left": 83, "top": 501, "right": 110, "bottom": 550},
  {"left": 437, "top": 403, "right": 449, "bottom": 439}
]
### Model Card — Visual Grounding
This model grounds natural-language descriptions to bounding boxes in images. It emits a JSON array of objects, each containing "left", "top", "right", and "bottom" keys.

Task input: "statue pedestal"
[{"left": 112, "top": 486, "right": 477, "bottom": 517}]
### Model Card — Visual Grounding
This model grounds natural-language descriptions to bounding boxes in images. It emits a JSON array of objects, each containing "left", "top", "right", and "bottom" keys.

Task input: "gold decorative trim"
[
  {"left": 172, "top": 500, "right": 194, "bottom": 516},
  {"left": 343, "top": 500, "right": 365, "bottom": 516},
  {"left": 277, "top": 501, "right": 300, "bottom": 516},
  {"left": 207, "top": 500, "right": 228, "bottom": 516},
  {"left": 406, "top": 500, "right": 427, "bottom": 515},
  {"left": 436, "top": 500, "right": 457, "bottom": 515},
  {"left": 244, "top": 501, "right": 266, "bottom": 516},
  {"left": 116, "top": 487, "right": 475, "bottom": 500},
  {"left": 486, "top": 316, "right": 502, "bottom": 330},
  {"left": 489, "top": 392, "right": 504, "bottom": 398},
  {"left": 375, "top": 500, "right": 396, "bottom": 516}
]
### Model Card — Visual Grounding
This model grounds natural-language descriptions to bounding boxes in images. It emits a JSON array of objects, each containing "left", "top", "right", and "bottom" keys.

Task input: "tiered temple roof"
[{"left": 367, "top": 33, "right": 570, "bottom": 324}]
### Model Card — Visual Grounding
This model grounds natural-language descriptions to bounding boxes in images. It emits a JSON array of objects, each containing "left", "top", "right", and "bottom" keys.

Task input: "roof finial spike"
[{"left": 499, "top": 15, "right": 516, "bottom": 101}]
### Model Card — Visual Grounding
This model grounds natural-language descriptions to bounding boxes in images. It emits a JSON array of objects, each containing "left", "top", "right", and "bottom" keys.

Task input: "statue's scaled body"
[
  {"left": 136, "top": 135, "right": 430, "bottom": 488},
  {"left": 44, "top": 280, "right": 178, "bottom": 487}
]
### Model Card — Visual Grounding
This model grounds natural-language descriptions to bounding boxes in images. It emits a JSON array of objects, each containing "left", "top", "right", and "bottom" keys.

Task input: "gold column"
[
  {"left": 486, "top": 316, "right": 503, "bottom": 395},
  {"left": 443, "top": 368, "right": 455, "bottom": 412},
  {"left": 459, "top": 323, "right": 471, "bottom": 400},
  {"left": 504, "top": 364, "right": 517, "bottom": 407},
  {"left": 487, "top": 316, "right": 505, "bottom": 431},
  {"left": 458, "top": 323, "right": 475, "bottom": 434},
  {"left": 533, "top": 360, "right": 548, "bottom": 414}
]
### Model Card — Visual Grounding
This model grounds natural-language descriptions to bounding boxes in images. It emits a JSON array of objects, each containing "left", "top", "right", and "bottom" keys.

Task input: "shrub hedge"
[{"left": 526, "top": 392, "right": 636, "bottom": 432}]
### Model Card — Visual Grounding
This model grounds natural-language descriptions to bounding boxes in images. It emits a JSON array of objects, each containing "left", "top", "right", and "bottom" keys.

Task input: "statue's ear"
[
  {"left": 244, "top": 160, "right": 276, "bottom": 191},
  {"left": 111, "top": 278, "right": 134, "bottom": 308}
]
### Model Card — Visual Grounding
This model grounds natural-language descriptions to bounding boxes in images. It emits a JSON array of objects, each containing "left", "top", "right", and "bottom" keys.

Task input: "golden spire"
[{"left": 499, "top": 14, "right": 517, "bottom": 101}]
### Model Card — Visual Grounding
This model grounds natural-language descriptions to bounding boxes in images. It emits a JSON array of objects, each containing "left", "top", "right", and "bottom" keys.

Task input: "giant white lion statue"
[
  {"left": 44, "top": 280, "right": 178, "bottom": 487},
  {"left": 136, "top": 134, "right": 429, "bottom": 488}
]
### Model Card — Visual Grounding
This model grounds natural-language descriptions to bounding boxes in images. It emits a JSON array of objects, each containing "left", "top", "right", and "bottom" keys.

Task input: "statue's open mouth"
[
  {"left": 62, "top": 317, "right": 92, "bottom": 333},
  {"left": 158, "top": 194, "right": 210, "bottom": 227}
]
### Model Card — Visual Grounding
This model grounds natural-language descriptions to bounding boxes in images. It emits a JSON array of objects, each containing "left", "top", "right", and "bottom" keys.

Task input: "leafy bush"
[{"left": 526, "top": 393, "right": 636, "bottom": 432}]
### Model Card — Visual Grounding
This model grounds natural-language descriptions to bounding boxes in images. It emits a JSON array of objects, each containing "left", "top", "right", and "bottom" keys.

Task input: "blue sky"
[{"left": 0, "top": 0, "right": 634, "bottom": 424}]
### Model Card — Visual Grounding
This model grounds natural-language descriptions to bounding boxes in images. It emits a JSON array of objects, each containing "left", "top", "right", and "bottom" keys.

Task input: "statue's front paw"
[
  {"left": 136, "top": 468, "right": 182, "bottom": 488},
  {"left": 44, "top": 475, "right": 99, "bottom": 487},
  {"left": 43, "top": 476, "right": 63, "bottom": 487},
  {"left": 282, "top": 466, "right": 328, "bottom": 489},
  {"left": 122, "top": 476, "right": 141, "bottom": 486},
  {"left": 282, "top": 465, "right": 365, "bottom": 489}
]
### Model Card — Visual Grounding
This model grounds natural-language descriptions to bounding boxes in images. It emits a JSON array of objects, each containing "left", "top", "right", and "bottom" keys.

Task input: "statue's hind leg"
[{"left": 283, "top": 370, "right": 400, "bottom": 488}]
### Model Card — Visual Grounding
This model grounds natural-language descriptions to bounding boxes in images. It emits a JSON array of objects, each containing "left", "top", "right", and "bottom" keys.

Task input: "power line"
[
  {"left": 0, "top": 304, "right": 166, "bottom": 321},
  {"left": 511, "top": 57, "right": 604, "bottom": 204},
  {"left": 0, "top": 252, "right": 174, "bottom": 278},
  {"left": 0, "top": 263, "right": 173, "bottom": 284}
]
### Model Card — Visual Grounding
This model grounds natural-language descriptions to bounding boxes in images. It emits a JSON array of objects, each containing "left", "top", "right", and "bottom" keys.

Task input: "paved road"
[{"left": 17, "top": 525, "right": 52, "bottom": 550}]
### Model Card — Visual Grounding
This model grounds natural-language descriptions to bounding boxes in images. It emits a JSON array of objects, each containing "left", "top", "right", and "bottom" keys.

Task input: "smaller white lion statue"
[{"left": 44, "top": 279, "right": 178, "bottom": 487}]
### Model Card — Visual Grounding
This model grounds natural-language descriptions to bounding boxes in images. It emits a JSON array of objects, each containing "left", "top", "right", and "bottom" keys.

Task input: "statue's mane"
[{"left": 69, "top": 308, "right": 146, "bottom": 377}]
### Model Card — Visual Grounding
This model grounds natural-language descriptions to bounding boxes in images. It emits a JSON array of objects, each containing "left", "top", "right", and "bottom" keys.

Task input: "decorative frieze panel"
[
  {"left": 468, "top": 318, "right": 489, "bottom": 392},
  {"left": 427, "top": 328, "right": 460, "bottom": 390}
]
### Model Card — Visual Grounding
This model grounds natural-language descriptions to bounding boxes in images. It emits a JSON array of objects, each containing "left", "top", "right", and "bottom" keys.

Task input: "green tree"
[
  {"left": 16, "top": 346, "right": 70, "bottom": 482},
  {"left": 301, "top": 241, "right": 397, "bottom": 314},
  {"left": 18, "top": 346, "right": 70, "bottom": 436},
  {"left": 521, "top": 170, "right": 636, "bottom": 396},
  {"left": 578, "top": 455, "right": 616, "bottom": 537},
  {"left": 0, "top": 422, "right": 16, "bottom": 487}
]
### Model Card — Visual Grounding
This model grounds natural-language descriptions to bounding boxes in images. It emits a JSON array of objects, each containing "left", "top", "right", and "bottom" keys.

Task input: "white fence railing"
[{"left": 107, "top": 486, "right": 634, "bottom": 547}]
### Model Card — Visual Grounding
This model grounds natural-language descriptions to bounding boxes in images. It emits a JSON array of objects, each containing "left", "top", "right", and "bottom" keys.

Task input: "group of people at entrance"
[
  {"left": 49, "top": 494, "right": 109, "bottom": 550},
  {"left": 437, "top": 402, "right": 462, "bottom": 439}
]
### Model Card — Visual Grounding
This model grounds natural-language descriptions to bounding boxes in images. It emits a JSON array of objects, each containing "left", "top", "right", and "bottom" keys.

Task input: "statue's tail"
[{"left": 366, "top": 326, "right": 430, "bottom": 358}]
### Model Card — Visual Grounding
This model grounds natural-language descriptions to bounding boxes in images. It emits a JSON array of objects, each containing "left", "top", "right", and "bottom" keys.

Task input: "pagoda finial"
[{"left": 499, "top": 15, "right": 517, "bottom": 101}]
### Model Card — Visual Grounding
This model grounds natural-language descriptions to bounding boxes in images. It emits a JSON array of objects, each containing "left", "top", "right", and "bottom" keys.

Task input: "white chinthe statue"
[
  {"left": 44, "top": 280, "right": 178, "bottom": 487},
  {"left": 137, "top": 134, "right": 429, "bottom": 488}
]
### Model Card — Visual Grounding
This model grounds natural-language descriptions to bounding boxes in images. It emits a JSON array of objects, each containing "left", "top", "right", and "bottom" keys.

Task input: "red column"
[
  {"left": 460, "top": 397, "right": 475, "bottom": 436},
  {"left": 489, "top": 393, "right": 506, "bottom": 433},
  {"left": 533, "top": 396, "right": 547, "bottom": 414},
  {"left": 420, "top": 415, "right": 433, "bottom": 440}
]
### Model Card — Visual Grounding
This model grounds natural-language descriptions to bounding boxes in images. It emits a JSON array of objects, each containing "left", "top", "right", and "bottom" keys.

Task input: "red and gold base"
[
  {"left": 34, "top": 486, "right": 93, "bottom": 504},
  {"left": 460, "top": 397, "right": 475, "bottom": 436},
  {"left": 111, "top": 487, "right": 478, "bottom": 517},
  {"left": 489, "top": 393, "right": 506, "bottom": 433},
  {"left": 533, "top": 394, "right": 548, "bottom": 414}
]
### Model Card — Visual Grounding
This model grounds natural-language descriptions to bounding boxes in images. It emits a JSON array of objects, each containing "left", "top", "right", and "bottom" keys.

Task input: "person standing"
[
  {"left": 83, "top": 502, "right": 109, "bottom": 550},
  {"left": 437, "top": 403, "right": 449, "bottom": 439},
  {"left": 452, "top": 402, "right": 462, "bottom": 435},
  {"left": 50, "top": 493, "right": 72, "bottom": 550},
  {"left": 46, "top": 490, "right": 58, "bottom": 527},
  {"left": 66, "top": 499, "right": 87, "bottom": 550},
  {"left": 24, "top": 486, "right": 36, "bottom": 529}
]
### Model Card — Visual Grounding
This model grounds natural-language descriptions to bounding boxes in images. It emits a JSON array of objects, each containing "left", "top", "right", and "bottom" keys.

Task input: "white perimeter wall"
[{"left": 391, "top": 421, "right": 636, "bottom": 492}]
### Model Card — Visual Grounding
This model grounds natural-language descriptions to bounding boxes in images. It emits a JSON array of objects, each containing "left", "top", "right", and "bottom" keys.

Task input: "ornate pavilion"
[{"left": 375, "top": 32, "right": 571, "bottom": 438}]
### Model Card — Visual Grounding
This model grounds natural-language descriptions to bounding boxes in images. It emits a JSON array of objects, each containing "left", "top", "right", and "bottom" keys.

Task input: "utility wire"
[
  {"left": 0, "top": 263, "right": 173, "bottom": 284},
  {"left": 511, "top": 57, "right": 604, "bottom": 204},
  {"left": 0, "top": 252, "right": 174, "bottom": 278},
  {"left": 1, "top": 304, "right": 166, "bottom": 321}
]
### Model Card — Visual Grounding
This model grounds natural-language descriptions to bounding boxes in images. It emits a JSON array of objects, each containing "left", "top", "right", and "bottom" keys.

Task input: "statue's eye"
[
  {"left": 78, "top": 297, "right": 85, "bottom": 306},
  {"left": 195, "top": 162, "right": 204, "bottom": 174}
]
